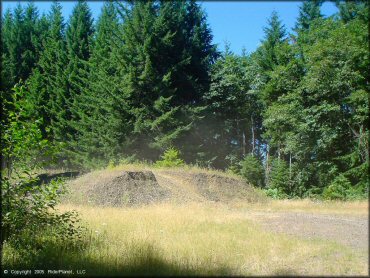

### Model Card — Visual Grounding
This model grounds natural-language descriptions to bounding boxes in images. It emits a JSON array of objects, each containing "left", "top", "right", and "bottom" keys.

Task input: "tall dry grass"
[
  {"left": 6, "top": 201, "right": 364, "bottom": 276},
  {"left": 3, "top": 162, "right": 368, "bottom": 276}
]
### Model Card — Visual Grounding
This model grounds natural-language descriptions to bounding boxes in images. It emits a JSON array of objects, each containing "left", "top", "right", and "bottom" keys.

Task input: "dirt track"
[
  {"left": 63, "top": 168, "right": 368, "bottom": 256},
  {"left": 247, "top": 211, "right": 368, "bottom": 252}
]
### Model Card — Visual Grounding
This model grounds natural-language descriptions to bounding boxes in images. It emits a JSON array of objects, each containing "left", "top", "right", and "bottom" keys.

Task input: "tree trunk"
[
  {"left": 242, "top": 131, "right": 246, "bottom": 156},
  {"left": 289, "top": 152, "right": 292, "bottom": 179},
  {"left": 265, "top": 145, "right": 270, "bottom": 187},
  {"left": 251, "top": 115, "right": 255, "bottom": 156},
  {"left": 0, "top": 153, "right": 7, "bottom": 174}
]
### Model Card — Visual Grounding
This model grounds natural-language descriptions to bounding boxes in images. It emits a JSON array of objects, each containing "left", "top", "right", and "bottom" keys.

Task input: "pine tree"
[
  {"left": 1, "top": 9, "right": 14, "bottom": 96},
  {"left": 4, "top": 3, "right": 41, "bottom": 83},
  {"left": 335, "top": 0, "right": 368, "bottom": 23},
  {"left": 252, "top": 11, "right": 287, "bottom": 110},
  {"left": 27, "top": 1, "right": 67, "bottom": 140},
  {"left": 256, "top": 11, "right": 287, "bottom": 74},
  {"left": 73, "top": 1, "right": 127, "bottom": 167},
  {"left": 295, "top": 0, "right": 323, "bottom": 32},
  {"left": 34, "top": 13, "right": 50, "bottom": 58},
  {"left": 8, "top": 4, "right": 25, "bottom": 84},
  {"left": 22, "top": 3, "right": 42, "bottom": 76},
  {"left": 240, "top": 154, "right": 265, "bottom": 187},
  {"left": 249, "top": 11, "right": 288, "bottom": 181},
  {"left": 203, "top": 45, "right": 252, "bottom": 168},
  {"left": 116, "top": 0, "right": 216, "bottom": 161},
  {"left": 1, "top": 3, "right": 44, "bottom": 126},
  {"left": 269, "top": 158, "right": 290, "bottom": 193},
  {"left": 57, "top": 0, "right": 94, "bottom": 157}
]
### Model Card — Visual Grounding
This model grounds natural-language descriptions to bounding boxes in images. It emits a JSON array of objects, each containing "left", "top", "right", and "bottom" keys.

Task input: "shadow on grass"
[
  {"left": 272, "top": 268, "right": 298, "bottom": 276},
  {"left": 36, "top": 171, "right": 81, "bottom": 185},
  {"left": 3, "top": 239, "right": 232, "bottom": 277}
]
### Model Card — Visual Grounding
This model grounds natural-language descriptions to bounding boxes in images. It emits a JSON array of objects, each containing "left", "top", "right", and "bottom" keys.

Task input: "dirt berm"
[{"left": 63, "top": 168, "right": 265, "bottom": 207}]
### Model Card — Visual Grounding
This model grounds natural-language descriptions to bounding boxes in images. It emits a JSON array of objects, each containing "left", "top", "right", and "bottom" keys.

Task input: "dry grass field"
[
  {"left": 3, "top": 166, "right": 368, "bottom": 276},
  {"left": 55, "top": 200, "right": 368, "bottom": 276}
]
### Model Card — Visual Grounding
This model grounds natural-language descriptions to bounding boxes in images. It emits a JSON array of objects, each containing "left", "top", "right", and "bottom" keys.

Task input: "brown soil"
[
  {"left": 65, "top": 170, "right": 171, "bottom": 207},
  {"left": 158, "top": 170, "right": 266, "bottom": 203},
  {"left": 94, "top": 171, "right": 173, "bottom": 207},
  {"left": 64, "top": 169, "right": 265, "bottom": 207}
]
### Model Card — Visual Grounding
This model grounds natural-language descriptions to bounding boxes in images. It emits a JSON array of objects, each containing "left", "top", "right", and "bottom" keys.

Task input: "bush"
[
  {"left": 154, "top": 147, "right": 185, "bottom": 167},
  {"left": 225, "top": 154, "right": 241, "bottom": 174},
  {"left": 322, "top": 174, "right": 367, "bottom": 200},
  {"left": 240, "top": 154, "right": 265, "bottom": 187},
  {"left": 1, "top": 85, "right": 83, "bottom": 244},
  {"left": 302, "top": 186, "right": 323, "bottom": 199},
  {"left": 268, "top": 158, "right": 290, "bottom": 194},
  {"left": 345, "top": 185, "right": 368, "bottom": 200},
  {"left": 106, "top": 159, "right": 116, "bottom": 169},
  {"left": 263, "top": 188, "right": 289, "bottom": 199},
  {"left": 1, "top": 172, "right": 81, "bottom": 242}
]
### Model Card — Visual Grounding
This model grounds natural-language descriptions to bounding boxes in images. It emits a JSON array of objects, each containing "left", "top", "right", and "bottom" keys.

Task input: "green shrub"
[
  {"left": 263, "top": 188, "right": 288, "bottom": 199},
  {"left": 268, "top": 158, "right": 290, "bottom": 193},
  {"left": 322, "top": 175, "right": 351, "bottom": 200},
  {"left": 302, "top": 186, "right": 323, "bottom": 199},
  {"left": 225, "top": 154, "right": 241, "bottom": 174},
  {"left": 240, "top": 154, "right": 265, "bottom": 187},
  {"left": 118, "top": 155, "right": 138, "bottom": 165},
  {"left": 1, "top": 85, "right": 83, "bottom": 244},
  {"left": 107, "top": 159, "right": 116, "bottom": 169},
  {"left": 154, "top": 147, "right": 185, "bottom": 167},
  {"left": 323, "top": 174, "right": 367, "bottom": 200},
  {"left": 1, "top": 167, "right": 83, "bottom": 247},
  {"left": 345, "top": 185, "right": 368, "bottom": 200}
]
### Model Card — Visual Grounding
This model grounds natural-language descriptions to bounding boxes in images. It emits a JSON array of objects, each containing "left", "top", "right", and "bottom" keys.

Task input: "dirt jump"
[
  {"left": 63, "top": 169, "right": 266, "bottom": 206},
  {"left": 62, "top": 167, "right": 368, "bottom": 261}
]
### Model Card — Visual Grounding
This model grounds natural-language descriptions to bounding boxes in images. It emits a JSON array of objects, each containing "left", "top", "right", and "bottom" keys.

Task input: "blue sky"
[{"left": 2, "top": 1, "right": 338, "bottom": 55}]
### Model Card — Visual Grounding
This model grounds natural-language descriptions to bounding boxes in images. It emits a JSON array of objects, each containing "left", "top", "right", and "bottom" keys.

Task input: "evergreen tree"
[
  {"left": 8, "top": 4, "right": 25, "bottom": 84},
  {"left": 1, "top": 3, "right": 44, "bottom": 127},
  {"left": 34, "top": 13, "right": 50, "bottom": 57},
  {"left": 295, "top": 0, "right": 323, "bottom": 32},
  {"left": 22, "top": 3, "right": 42, "bottom": 76},
  {"left": 57, "top": 0, "right": 94, "bottom": 158},
  {"left": 27, "top": 1, "right": 67, "bottom": 140},
  {"left": 240, "top": 154, "right": 265, "bottom": 188},
  {"left": 4, "top": 3, "right": 41, "bottom": 83},
  {"left": 252, "top": 11, "right": 287, "bottom": 111},
  {"left": 1, "top": 9, "right": 14, "bottom": 97},
  {"left": 335, "top": 0, "right": 368, "bottom": 23},
  {"left": 66, "top": 1, "right": 94, "bottom": 62},
  {"left": 73, "top": 1, "right": 127, "bottom": 167},
  {"left": 203, "top": 45, "right": 255, "bottom": 168},
  {"left": 268, "top": 158, "right": 290, "bottom": 194},
  {"left": 116, "top": 0, "right": 216, "bottom": 161},
  {"left": 256, "top": 11, "right": 286, "bottom": 74},
  {"left": 0, "top": 0, "right": 367, "bottom": 199},
  {"left": 250, "top": 11, "right": 288, "bottom": 183},
  {"left": 261, "top": 41, "right": 304, "bottom": 170}
]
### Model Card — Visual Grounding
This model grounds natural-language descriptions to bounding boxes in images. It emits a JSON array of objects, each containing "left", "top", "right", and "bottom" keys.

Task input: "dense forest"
[{"left": 1, "top": 0, "right": 368, "bottom": 199}]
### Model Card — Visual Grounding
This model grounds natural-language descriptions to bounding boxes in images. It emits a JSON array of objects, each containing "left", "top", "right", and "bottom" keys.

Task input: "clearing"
[{"left": 44, "top": 166, "right": 370, "bottom": 275}]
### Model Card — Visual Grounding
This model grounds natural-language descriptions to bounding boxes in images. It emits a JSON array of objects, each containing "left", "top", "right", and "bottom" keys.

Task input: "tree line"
[{"left": 1, "top": 0, "right": 368, "bottom": 198}]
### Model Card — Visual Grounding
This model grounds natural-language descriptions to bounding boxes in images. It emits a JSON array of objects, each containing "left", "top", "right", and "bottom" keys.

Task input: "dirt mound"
[
  {"left": 63, "top": 168, "right": 265, "bottom": 207},
  {"left": 192, "top": 173, "right": 256, "bottom": 202},
  {"left": 158, "top": 170, "right": 265, "bottom": 203},
  {"left": 65, "top": 170, "right": 171, "bottom": 207}
]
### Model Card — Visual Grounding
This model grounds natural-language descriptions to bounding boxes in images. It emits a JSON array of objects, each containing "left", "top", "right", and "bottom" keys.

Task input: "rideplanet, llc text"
[{"left": 3, "top": 269, "right": 86, "bottom": 275}]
